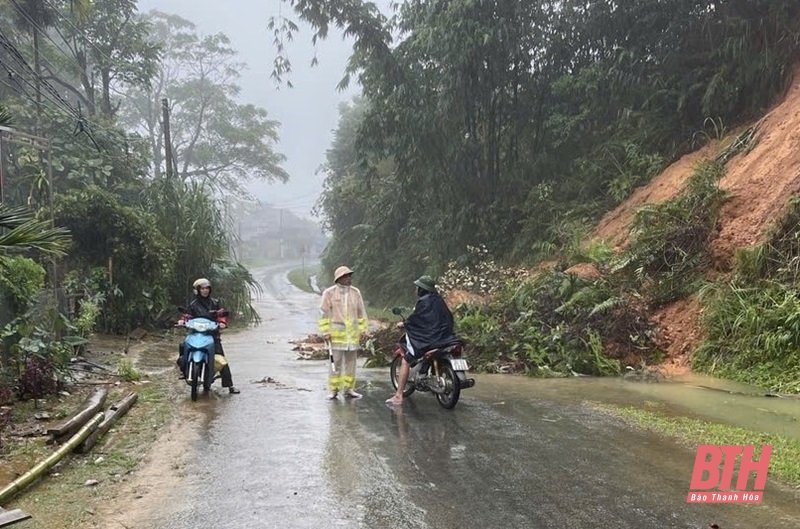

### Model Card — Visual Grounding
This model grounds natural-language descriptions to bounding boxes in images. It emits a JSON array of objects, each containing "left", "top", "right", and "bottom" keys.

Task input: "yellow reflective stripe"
[
  {"left": 330, "top": 329, "right": 347, "bottom": 341},
  {"left": 340, "top": 375, "right": 355, "bottom": 390},
  {"left": 327, "top": 321, "right": 362, "bottom": 346},
  {"left": 329, "top": 374, "right": 342, "bottom": 391},
  {"left": 357, "top": 318, "right": 367, "bottom": 332},
  {"left": 318, "top": 318, "right": 331, "bottom": 332}
]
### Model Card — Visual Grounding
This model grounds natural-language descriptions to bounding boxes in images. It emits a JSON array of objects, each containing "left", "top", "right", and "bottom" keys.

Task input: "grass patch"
[
  {"left": 288, "top": 266, "right": 319, "bottom": 294},
  {"left": 116, "top": 358, "right": 142, "bottom": 382},
  {"left": 694, "top": 282, "right": 800, "bottom": 393},
  {"left": 241, "top": 257, "right": 282, "bottom": 268},
  {"left": 597, "top": 403, "right": 800, "bottom": 488}
]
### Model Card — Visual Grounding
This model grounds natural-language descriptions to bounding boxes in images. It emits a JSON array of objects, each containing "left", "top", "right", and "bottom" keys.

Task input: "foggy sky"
[{"left": 136, "top": 0, "right": 363, "bottom": 219}]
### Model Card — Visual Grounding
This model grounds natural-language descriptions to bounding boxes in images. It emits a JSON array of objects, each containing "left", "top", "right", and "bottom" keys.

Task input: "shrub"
[{"left": 613, "top": 160, "right": 727, "bottom": 307}]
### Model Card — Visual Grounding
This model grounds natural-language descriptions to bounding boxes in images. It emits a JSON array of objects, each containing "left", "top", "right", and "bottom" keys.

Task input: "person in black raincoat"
[
  {"left": 386, "top": 275, "right": 456, "bottom": 406},
  {"left": 176, "top": 278, "right": 240, "bottom": 394}
]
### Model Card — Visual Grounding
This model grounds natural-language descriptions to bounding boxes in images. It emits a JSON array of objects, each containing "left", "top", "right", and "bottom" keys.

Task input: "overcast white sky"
[{"left": 137, "top": 0, "right": 365, "bottom": 219}]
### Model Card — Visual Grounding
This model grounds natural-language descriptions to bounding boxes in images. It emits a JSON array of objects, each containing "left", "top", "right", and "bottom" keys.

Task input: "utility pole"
[
  {"left": 0, "top": 133, "right": 5, "bottom": 204},
  {"left": 279, "top": 209, "right": 284, "bottom": 259},
  {"left": 161, "top": 98, "right": 173, "bottom": 179}
]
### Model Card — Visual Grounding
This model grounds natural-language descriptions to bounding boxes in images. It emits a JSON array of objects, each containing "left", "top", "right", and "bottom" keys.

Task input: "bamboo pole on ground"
[
  {"left": 0, "top": 412, "right": 104, "bottom": 505},
  {"left": 76, "top": 393, "right": 138, "bottom": 454},
  {"left": 47, "top": 389, "right": 107, "bottom": 440}
]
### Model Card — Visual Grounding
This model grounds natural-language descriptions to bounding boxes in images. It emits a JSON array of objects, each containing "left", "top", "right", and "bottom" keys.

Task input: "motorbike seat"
[{"left": 421, "top": 339, "right": 463, "bottom": 360}]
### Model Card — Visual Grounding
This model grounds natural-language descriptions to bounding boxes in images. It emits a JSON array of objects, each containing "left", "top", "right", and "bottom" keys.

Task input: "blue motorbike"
[{"left": 179, "top": 311, "right": 224, "bottom": 401}]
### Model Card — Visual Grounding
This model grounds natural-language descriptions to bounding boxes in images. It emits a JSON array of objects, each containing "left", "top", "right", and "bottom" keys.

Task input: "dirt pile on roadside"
[
  {"left": 710, "top": 77, "right": 800, "bottom": 267},
  {"left": 589, "top": 67, "right": 800, "bottom": 368},
  {"left": 592, "top": 142, "right": 721, "bottom": 250}
]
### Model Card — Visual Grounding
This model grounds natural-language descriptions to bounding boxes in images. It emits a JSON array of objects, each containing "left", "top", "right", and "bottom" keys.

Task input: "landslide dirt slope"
[{"left": 591, "top": 69, "right": 800, "bottom": 371}]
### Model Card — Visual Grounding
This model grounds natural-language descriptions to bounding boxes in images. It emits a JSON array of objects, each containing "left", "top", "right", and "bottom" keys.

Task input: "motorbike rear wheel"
[
  {"left": 435, "top": 363, "right": 461, "bottom": 409},
  {"left": 390, "top": 357, "right": 415, "bottom": 397},
  {"left": 190, "top": 362, "right": 200, "bottom": 402}
]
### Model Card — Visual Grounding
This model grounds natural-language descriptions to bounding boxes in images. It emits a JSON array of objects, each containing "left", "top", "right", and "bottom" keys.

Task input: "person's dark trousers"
[{"left": 176, "top": 343, "right": 186, "bottom": 374}]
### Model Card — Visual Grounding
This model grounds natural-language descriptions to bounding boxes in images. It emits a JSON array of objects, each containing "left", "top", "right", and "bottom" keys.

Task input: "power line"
[
  {"left": 0, "top": 33, "right": 138, "bottom": 154},
  {"left": 1, "top": 5, "right": 140, "bottom": 154},
  {"left": 0, "top": 56, "right": 77, "bottom": 120},
  {"left": 0, "top": 69, "right": 66, "bottom": 126},
  {"left": 0, "top": 33, "right": 78, "bottom": 116},
  {"left": 8, "top": 0, "right": 88, "bottom": 77},
  {"left": 0, "top": 59, "right": 149, "bottom": 167}
]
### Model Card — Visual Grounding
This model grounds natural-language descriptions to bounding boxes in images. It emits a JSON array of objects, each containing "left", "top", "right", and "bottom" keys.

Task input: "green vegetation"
[
  {"left": 116, "top": 358, "right": 142, "bottom": 383},
  {"left": 291, "top": 0, "right": 800, "bottom": 388},
  {"left": 6, "top": 381, "right": 178, "bottom": 528},
  {"left": 288, "top": 266, "right": 319, "bottom": 294},
  {"left": 451, "top": 269, "right": 652, "bottom": 376},
  {"left": 365, "top": 305, "right": 397, "bottom": 323},
  {"left": 693, "top": 198, "right": 800, "bottom": 393},
  {"left": 614, "top": 160, "right": 727, "bottom": 308},
  {"left": 0, "top": 3, "right": 282, "bottom": 403},
  {"left": 290, "top": 0, "right": 800, "bottom": 307},
  {"left": 413, "top": 160, "right": 723, "bottom": 377},
  {"left": 598, "top": 404, "right": 800, "bottom": 488}
]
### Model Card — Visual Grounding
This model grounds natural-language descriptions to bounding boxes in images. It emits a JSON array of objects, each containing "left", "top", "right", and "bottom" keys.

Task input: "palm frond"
[
  {"left": 0, "top": 205, "right": 70, "bottom": 256},
  {"left": 0, "top": 105, "right": 12, "bottom": 127}
]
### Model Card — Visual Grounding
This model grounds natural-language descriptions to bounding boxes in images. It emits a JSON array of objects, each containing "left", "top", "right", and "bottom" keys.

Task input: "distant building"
[{"left": 234, "top": 202, "right": 328, "bottom": 263}]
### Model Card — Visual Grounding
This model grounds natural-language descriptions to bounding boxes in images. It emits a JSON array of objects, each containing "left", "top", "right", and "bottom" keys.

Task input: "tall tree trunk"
[
  {"left": 100, "top": 69, "right": 112, "bottom": 118},
  {"left": 76, "top": 43, "right": 96, "bottom": 115},
  {"left": 147, "top": 96, "right": 162, "bottom": 179},
  {"left": 32, "top": 28, "right": 41, "bottom": 130}
]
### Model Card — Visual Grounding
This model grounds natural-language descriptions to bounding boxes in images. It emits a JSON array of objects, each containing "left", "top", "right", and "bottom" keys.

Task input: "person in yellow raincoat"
[{"left": 319, "top": 265, "right": 368, "bottom": 399}]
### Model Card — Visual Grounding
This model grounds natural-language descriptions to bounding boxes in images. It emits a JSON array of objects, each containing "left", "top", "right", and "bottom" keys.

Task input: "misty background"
[{"left": 137, "top": 0, "right": 359, "bottom": 221}]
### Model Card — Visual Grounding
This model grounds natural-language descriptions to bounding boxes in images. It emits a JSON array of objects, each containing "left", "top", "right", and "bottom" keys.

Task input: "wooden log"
[
  {"left": 76, "top": 393, "right": 138, "bottom": 454},
  {"left": 0, "top": 507, "right": 31, "bottom": 527},
  {"left": 46, "top": 389, "right": 107, "bottom": 440},
  {"left": 0, "top": 412, "right": 103, "bottom": 505}
]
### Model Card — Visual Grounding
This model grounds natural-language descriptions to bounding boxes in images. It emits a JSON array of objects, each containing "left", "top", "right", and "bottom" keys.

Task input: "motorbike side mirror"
[{"left": 391, "top": 307, "right": 403, "bottom": 316}]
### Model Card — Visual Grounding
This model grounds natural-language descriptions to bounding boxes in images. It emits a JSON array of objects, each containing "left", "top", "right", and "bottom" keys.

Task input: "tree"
[
  {"left": 121, "top": 11, "right": 288, "bottom": 193},
  {"left": 53, "top": 186, "right": 174, "bottom": 332},
  {"left": 57, "top": 0, "right": 160, "bottom": 118},
  {"left": 10, "top": 0, "right": 57, "bottom": 120},
  {"left": 287, "top": 0, "right": 800, "bottom": 303}
]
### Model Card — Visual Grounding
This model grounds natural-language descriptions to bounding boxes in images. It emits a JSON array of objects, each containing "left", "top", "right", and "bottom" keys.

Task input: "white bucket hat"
[{"left": 334, "top": 266, "right": 354, "bottom": 282}]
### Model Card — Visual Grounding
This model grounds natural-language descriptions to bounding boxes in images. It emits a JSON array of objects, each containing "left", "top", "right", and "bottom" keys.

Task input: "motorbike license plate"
[{"left": 451, "top": 358, "right": 469, "bottom": 371}]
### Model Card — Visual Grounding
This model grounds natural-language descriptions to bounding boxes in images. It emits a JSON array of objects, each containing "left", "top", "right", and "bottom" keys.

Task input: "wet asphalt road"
[{"left": 144, "top": 263, "right": 800, "bottom": 529}]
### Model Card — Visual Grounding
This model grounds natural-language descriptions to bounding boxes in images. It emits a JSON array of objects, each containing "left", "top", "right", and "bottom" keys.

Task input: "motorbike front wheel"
[
  {"left": 435, "top": 363, "right": 461, "bottom": 409},
  {"left": 390, "top": 356, "right": 415, "bottom": 397},
  {"left": 190, "top": 362, "right": 200, "bottom": 401},
  {"left": 203, "top": 362, "right": 213, "bottom": 393}
]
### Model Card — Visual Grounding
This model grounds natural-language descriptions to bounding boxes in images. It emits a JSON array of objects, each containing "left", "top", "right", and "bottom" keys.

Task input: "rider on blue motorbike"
[{"left": 176, "top": 278, "right": 240, "bottom": 394}]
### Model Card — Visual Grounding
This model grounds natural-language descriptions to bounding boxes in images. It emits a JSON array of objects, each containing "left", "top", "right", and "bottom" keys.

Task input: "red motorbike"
[{"left": 389, "top": 308, "right": 475, "bottom": 409}]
